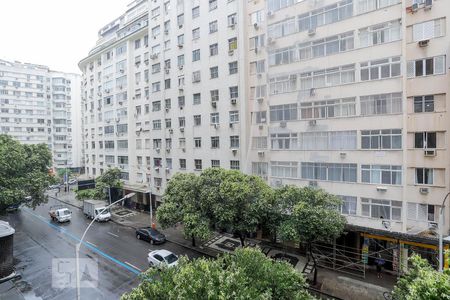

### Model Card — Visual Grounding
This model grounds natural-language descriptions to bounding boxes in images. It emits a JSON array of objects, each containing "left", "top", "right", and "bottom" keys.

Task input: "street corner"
[{"left": 51, "top": 258, "right": 98, "bottom": 289}]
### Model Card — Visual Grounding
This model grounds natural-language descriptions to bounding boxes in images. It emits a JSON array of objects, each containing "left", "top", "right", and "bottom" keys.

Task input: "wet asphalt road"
[{"left": 0, "top": 197, "right": 203, "bottom": 300}]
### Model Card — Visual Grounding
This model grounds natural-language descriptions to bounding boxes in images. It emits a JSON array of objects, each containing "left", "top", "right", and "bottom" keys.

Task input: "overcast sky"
[{"left": 1, "top": 0, "right": 130, "bottom": 74}]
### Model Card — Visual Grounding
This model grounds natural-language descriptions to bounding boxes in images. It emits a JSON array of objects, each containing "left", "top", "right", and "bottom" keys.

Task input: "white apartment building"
[
  {"left": 79, "top": 0, "right": 248, "bottom": 209},
  {"left": 0, "top": 59, "right": 82, "bottom": 170},
  {"left": 246, "top": 0, "right": 450, "bottom": 271},
  {"left": 80, "top": 0, "right": 449, "bottom": 270}
]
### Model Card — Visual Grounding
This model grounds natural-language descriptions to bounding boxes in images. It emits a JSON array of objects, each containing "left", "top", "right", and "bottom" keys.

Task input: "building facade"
[
  {"left": 246, "top": 0, "right": 450, "bottom": 271},
  {"left": 0, "top": 59, "right": 82, "bottom": 170},
  {"left": 80, "top": 0, "right": 449, "bottom": 270}
]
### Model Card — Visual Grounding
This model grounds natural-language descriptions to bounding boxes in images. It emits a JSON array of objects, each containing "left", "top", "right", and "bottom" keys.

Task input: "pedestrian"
[{"left": 375, "top": 254, "right": 385, "bottom": 279}]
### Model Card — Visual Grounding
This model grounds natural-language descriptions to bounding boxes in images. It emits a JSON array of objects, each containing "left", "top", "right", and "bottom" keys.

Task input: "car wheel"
[
  {"left": 137, "top": 234, "right": 141, "bottom": 240},
  {"left": 150, "top": 239, "right": 154, "bottom": 245}
]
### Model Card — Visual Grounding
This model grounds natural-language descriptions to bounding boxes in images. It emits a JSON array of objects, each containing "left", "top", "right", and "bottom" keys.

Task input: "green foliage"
[
  {"left": 0, "top": 134, "right": 55, "bottom": 210},
  {"left": 56, "top": 168, "right": 72, "bottom": 180},
  {"left": 75, "top": 189, "right": 97, "bottom": 201},
  {"left": 157, "top": 173, "right": 211, "bottom": 242},
  {"left": 392, "top": 255, "right": 450, "bottom": 300},
  {"left": 122, "top": 248, "right": 314, "bottom": 300},
  {"left": 94, "top": 167, "right": 123, "bottom": 199}
]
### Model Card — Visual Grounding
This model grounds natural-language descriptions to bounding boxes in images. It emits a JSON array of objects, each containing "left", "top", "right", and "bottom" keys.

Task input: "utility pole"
[{"left": 438, "top": 192, "right": 450, "bottom": 272}]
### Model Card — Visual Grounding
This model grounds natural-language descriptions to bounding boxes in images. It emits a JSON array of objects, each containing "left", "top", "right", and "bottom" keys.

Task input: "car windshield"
[
  {"left": 148, "top": 229, "right": 161, "bottom": 236},
  {"left": 164, "top": 254, "right": 178, "bottom": 264},
  {"left": 62, "top": 210, "right": 71, "bottom": 216},
  {"left": 96, "top": 208, "right": 109, "bottom": 215}
]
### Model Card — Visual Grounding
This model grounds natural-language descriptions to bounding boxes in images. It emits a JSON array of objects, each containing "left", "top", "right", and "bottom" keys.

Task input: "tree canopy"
[
  {"left": 75, "top": 168, "right": 123, "bottom": 200},
  {"left": 122, "top": 248, "right": 314, "bottom": 300},
  {"left": 0, "top": 134, "right": 55, "bottom": 209},
  {"left": 392, "top": 255, "right": 450, "bottom": 300}
]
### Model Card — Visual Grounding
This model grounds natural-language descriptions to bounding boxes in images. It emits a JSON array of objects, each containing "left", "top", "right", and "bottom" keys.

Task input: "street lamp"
[
  {"left": 75, "top": 192, "right": 136, "bottom": 300},
  {"left": 438, "top": 191, "right": 450, "bottom": 272}
]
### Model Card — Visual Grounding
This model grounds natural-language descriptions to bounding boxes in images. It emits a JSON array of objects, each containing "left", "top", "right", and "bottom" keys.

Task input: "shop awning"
[{"left": 123, "top": 183, "right": 150, "bottom": 193}]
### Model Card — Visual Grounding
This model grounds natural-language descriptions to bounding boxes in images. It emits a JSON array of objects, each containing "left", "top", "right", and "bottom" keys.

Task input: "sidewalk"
[{"left": 47, "top": 191, "right": 395, "bottom": 299}]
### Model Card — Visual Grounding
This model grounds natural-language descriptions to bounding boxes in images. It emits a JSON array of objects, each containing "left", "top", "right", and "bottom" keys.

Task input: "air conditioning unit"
[
  {"left": 165, "top": 167, "right": 170, "bottom": 172},
  {"left": 180, "top": 127, "right": 184, "bottom": 132},
  {"left": 267, "top": 37, "right": 274, "bottom": 44},
  {"left": 228, "top": 50, "right": 234, "bottom": 56},
  {"left": 211, "top": 101, "right": 217, "bottom": 108},
  {"left": 178, "top": 65, "right": 184, "bottom": 70},
  {"left": 257, "top": 98, "right": 264, "bottom": 103},
  {"left": 155, "top": 166, "right": 160, "bottom": 172},
  {"left": 182, "top": 147, "right": 186, "bottom": 152},
  {"left": 231, "top": 148, "right": 238, "bottom": 155},
  {"left": 144, "top": 59, "right": 149, "bottom": 65},
  {"left": 424, "top": 149, "right": 436, "bottom": 156},
  {"left": 308, "top": 28, "right": 316, "bottom": 36},
  {"left": 165, "top": 69, "right": 170, "bottom": 74},
  {"left": 156, "top": 148, "right": 160, "bottom": 153},
  {"left": 150, "top": 54, "right": 158, "bottom": 59},
  {"left": 169, "top": 128, "right": 173, "bottom": 134},
  {"left": 428, "top": 221, "right": 438, "bottom": 230},
  {"left": 178, "top": 44, "right": 183, "bottom": 48},
  {"left": 166, "top": 148, "right": 170, "bottom": 153},
  {"left": 280, "top": 121, "right": 287, "bottom": 128},
  {"left": 411, "top": 3, "right": 419, "bottom": 12},
  {"left": 267, "top": 11, "right": 274, "bottom": 17},
  {"left": 310, "top": 88, "right": 316, "bottom": 96},
  {"left": 309, "top": 181, "right": 318, "bottom": 187},
  {"left": 274, "top": 179, "right": 282, "bottom": 187},
  {"left": 120, "top": 68, "right": 124, "bottom": 73},
  {"left": 164, "top": 30, "right": 169, "bottom": 35},
  {"left": 118, "top": 101, "right": 123, "bottom": 105},
  {"left": 376, "top": 186, "right": 387, "bottom": 192},
  {"left": 104, "top": 89, "right": 110, "bottom": 93},
  {"left": 309, "top": 119, "right": 317, "bottom": 126},
  {"left": 258, "top": 124, "right": 264, "bottom": 130},
  {"left": 106, "top": 119, "right": 110, "bottom": 123},
  {"left": 214, "top": 123, "right": 220, "bottom": 129},
  {"left": 418, "top": 40, "right": 429, "bottom": 47},
  {"left": 165, "top": 108, "right": 170, "bottom": 112},
  {"left": 424, "top": 0, "right": 432, "bottom": 10},
  {"left": 253, "top": 23, "right": 259, "bottom": 29},
  {"left": 419, "top": 187, "right": 429, "bottom": 194},
  {"left": 257, "top": 151, "right": 264, "bottom": 157},
  {"left": 230, "top": 98, "right": 237, "bottom": 105}
]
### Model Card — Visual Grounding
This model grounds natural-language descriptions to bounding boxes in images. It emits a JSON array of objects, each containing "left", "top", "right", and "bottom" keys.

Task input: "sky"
[{"left": 1, "top": 0, "right": 130, "bottom": 74}]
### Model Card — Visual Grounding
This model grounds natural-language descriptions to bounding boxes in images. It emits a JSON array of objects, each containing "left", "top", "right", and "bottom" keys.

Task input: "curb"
[{"left": 48, "top": 195, "right": 83, "bottom": 210}]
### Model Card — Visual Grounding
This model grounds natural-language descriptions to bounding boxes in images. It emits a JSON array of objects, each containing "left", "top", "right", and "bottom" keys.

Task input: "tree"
[
  {"left": 157, "top": 173, "right": 212, "bottom": 247},
  {"left": 122, "top": 248, "right": 314, "bottom": 300},
  {"left": 75, "top": 168, "right": 123, "bottom": 201},
  {"left": 56, "top": 168, "right": 72, "bottom": 181},
  {"left": 290, "top": 187, "right": 346, "bottom": 285},
  {"left": 201, "top": 168, "right": 273, "bottom": 247},
  {"left": 392, "top": 255, "right": 450, "bottom": 300},
  {"left": 0, "top": 134, "right": 55, "bottom": 210}
]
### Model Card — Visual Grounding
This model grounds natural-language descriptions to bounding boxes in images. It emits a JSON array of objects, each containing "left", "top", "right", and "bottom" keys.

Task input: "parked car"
[
  {"left": 147, "top": 250, "right": 178, "bottom": 268},
  {"left": 68, "top": 179, "right": 77, "bottom": 185},
  {"left": 135, "top": 227, "right": 166, "bottom": 244},
  {"left": 48, "top": 184, "right": 61, "bottom": 190},
  {"left": 83, "top": 200, "right": 111, "bottom": 222}
]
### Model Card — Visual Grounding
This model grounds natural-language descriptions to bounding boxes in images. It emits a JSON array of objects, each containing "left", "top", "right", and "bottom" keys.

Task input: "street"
[{"left": 0, "top": 197, "right": 204, "bottom": 299}]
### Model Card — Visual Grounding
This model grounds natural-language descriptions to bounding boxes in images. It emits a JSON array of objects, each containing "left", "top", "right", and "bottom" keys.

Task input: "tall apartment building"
[
  {"left": 246, "top": 0, "right": 449, "bottom": 271},
  {"left": 79, "top": 0, "right": 248, "bottom": 208},
  {"left": 0, "top": 59, "right": 82, "bottom": 170},
  {"left": 80, "top": 0, "right": 449, "bottom": 271}
]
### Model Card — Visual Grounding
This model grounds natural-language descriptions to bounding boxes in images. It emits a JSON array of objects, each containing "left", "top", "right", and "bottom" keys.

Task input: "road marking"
[
  {"left": 21, "top": 208, "right": 141, "bottom": 275},
  {"left": 108, "top": 232, "right": 119, "bottom": 238},
  {"left": 125, "top": 262, "right": 142, "bottom": 272},
  {"left": 87, "top": 241, "right": 97, "bottom": 247}
]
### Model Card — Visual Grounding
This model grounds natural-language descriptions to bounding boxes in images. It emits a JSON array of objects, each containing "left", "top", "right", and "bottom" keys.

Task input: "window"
[
  {"left": 407, "top": 203, "right": 437, "bottom": 222},
  {"left": 165, "top": 118, "right": 172, "bottom": 128},
  {"left": 359, "top": 20, "right": 401, "bottom": 47},
  {"left": 252, "top": 137, "right": 268, "bottom": 149},
  {"left": 229, "top": 111, "right": 239, "bottom": 123},
  {"left": 230, "top": 161, "right": 240, "bottom": 170},
  {"left": 250, "top": 10, "right": 265, "bottom": 25},
  {"left": 268, "top": 17, "right": 297, "bottom": 39},
  {"left": 178, "top": 96, "right": 185, "bottom": 107},
  {"left": 210, "top": 43, "right": 219, "bottom": 56},
  {"left": 360, "top": 92, "right": 402, "bottom": 116},
  {"left": 249, "top": 34, "right": 265, "bottom": 50},
  {"left": 192, "top": 6, "right": 200, "bottom": 18},
  {"left": 254, "top": 111, "right": 267, "bottom": 124},
  {"left": 211, "top": 90, "right": 219, "bottom": 102},
  {"left": 210, "top": 66, "right": 219, "bottom": 79},
  {"left": 271, "top": 161, "right": 298, "bottom": 178},
  {"left": 151, "top": 6, "right": 160, "bottom": 18},
  {"left": 152, "top": 26, "right": 161, "bottom": 38},
  {"left": 414, "top": 95, "right": 434, "bottom": 113},
  {"left": 153, "top": 139, "right": 162, "bottom": 149},
  {"left": 117, "top": 156, "right": 128, "bottom": 165},
  {"left": 361, "top": 165, "right": 402, "bottom": 185},
  {"left": 194, "top": 137, "right": 202, "bottom": 148},
  {"left": 229, "top": 86, "right": 238, "bottom": 98},
  {"left": 229, "top": 61, "right": 238, "bottom": 75},
  {"left": 301, "top": 162, "right": 357, "bottom": 182},
  {"left": 252, "top": 162, "right": 269, "bottom": 179},
  {"left": 360, "top": 57, "right": 401, "bottom": 81},
  {"left": 152, "top": 101, "right": 161, "bottom": 112},
  {"left": 230, "top": 136, "right": 240, "bottom": 148},
  {"left": 165, "top": 79, "right": 171, "bottom": 89},
  {"left": 135, "top": 39, "right": 141, "bottom": 49},
  {"left": 211, "top": 136, "right": 220, "bottom": 149},
  {"left": 177, "top": 14, "right": 184, "bottom": 27},
  {"left": 414, "top": 132, "right": 436, "bottom": 149},
  {"left": 192, "top": 49, "right": 200, "bottom": 62},
  {"left": 209, "top": 0, "right": 217, "bottom": 11},
  {"left": 297, "top": 0, "right": 353, "bottom": 32},
  {"left": 268, "top": 0, "right": 302, "bottom": 12},
  {"left": 298, "top": 64, "right": 355, "bottom": 91},
  {"left": 153, "top": 120, "right": 162, "bottom": 130},
  {"left": 165, "top": 98, "right": 171, "bottom": 109},
  {"left": 300, "top": 98, "right": 356, "bottom": 119},
  {"left": 192, "top": 28, "right": 200, "bottom": 40},
  {"left": 179, "top": 117, "right": 185, "bottom": 127},
  {"left": 407, "top": 56, "right": 446, "bottom": 78},
  {"left": 179, "top": 159, "right": 186, "bottom": 169},
  {"left": 416, "top": 168, "right": 433, "bottom": 185},
  {"left": 193, "top": 115, "right": 201, "bottom": 126},
  {"left": 270, "top": 104, "right": 298, "bottom": 122},
  {"left": 228, "top": 13, "right": 237, "bottom": 27},
  {"left": 250, "top": 60, "right": 265, "bottom": 74},
  {"left": 357, "top": 0, "right": 399, "bottom": 14},
  {"left": 411, "top": 18, "right": 445, "bottom": 42},
  {"left": 361, "top": 129, "right": 402, "bottom": 150},
  {"left": 192, "top": 71, "right": 201, "bottom": 83},
  {"left": 362, "top": 198, "right": 402, "bottom": 221},
  {"left": 152, "top": 63, "right": 161, "bottom": 74},
  {"left": 339, "top": 196, "right": 357, "bottom": 215},
  {"left": 210, "top": 112, "right": 219, "bottom": 124},
  {"left": 193, "top": 93, "right": 201, "bottom": 105},
  {"left": 209, "top": 21, "right": 218, "bottom": 33},
  {"left": 211, "top": 160, "right": 220, "bottom": 168},
  {"left": 152, "top": 82, "right": 161, "bottom": 92},
  {"left": 178, "top": 34, "right": 184, "bottom": 46},
  {"left": 194, "top": 159, "right": 202, "bottom": 170}
]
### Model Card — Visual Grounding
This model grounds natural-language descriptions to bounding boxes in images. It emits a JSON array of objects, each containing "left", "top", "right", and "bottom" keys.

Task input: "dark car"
[{"left": 136, "top": 227, "right": 166, "bottom": 245}]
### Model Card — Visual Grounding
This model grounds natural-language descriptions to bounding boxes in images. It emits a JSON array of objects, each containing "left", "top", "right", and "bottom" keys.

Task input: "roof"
[
  {"left": 0, "top": 221, "right": 15, "bottom": 238},
  {"left": 150, "top": 249, "right": 173, "bottom": 257}
]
